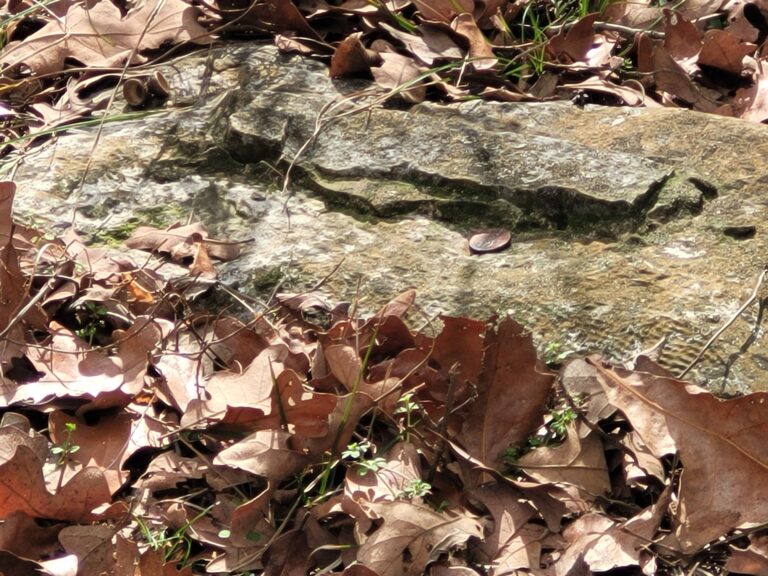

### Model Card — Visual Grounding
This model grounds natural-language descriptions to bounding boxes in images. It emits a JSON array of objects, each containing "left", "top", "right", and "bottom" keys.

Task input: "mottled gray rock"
[
  {"left": 6, "top": 43, "right": 768, "bottom": 395},
  {"left": 221, "top": 52, "right": 700, "bottom": 231}
]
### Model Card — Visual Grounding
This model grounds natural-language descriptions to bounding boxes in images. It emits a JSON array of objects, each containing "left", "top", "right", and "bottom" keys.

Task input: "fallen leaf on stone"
[
  {"left": 726, "top": 534, "right": 768, "bottom": 575},
  {"left": 380, "top": 23, "right": 463, "bottom": 65},
  {"left": 276, "top": 291, "right": 333, "bottom": 312},
  {"left": 0, "top": 511, "right": 63, "bottom": 561},
  {"left": 373, "top": 287, "right": 417, "bottom": 319},
  {"left": 663, "top": 9, "right": 703, "bottom": 75},
  {"left": 726, "top": 1, "right": 763, "bottom": 43},
  {"left": 261, "top": 528, "right": 314, "bottom": 576},
  {"left": 260, "top": 369, "right": 338, "bottom": 442},
  {"left": 299, "top": 390, "right": 375, "bottom": 459},
  {"left": 58, "top": 524, "right": 116, "bottom": 575},
  {"left": 735, "top": 59, "right": 768, "bottom": 122},
  {"left": 224, "top": 489, "right": 276, "bottom": 551},
  {"left": 331, "top": 32, "right": 376, "bottom": 77},
  {"left": 181, "top": 344, "right": 287, "bottom": 427},
  {"left": 479, "top": 85, "right": 528, "bottom": 101},
  {"left": 15, "top": 325, "right": 123, "bottom": 406},
  {"left": 214, "top": 429, "right": 310, "bottom": 482},
  {"left": 469, "top": 483, "right": 541, "bottom": 572},
  {"left": 48, "top": 409, "right": 168, "bottom": 495},
  {"left": 0, "top": 445, "right": 118, "bottom": 522},
  {"left": 344, "top": 442, "right": 423, "bottom": 518},
  {"left": 125, "top": 223, "right": 241, "bottom": 261},
  {"left": 554, "top": 513, "right": 645, "bottom": 574},
  {"left": 698, "top": 29, "right": 755, "bottom": 75},
  {"left": 561, "top": 77, "right": 664, "bottom": 107},
  {"left": 153, "top": 337, "right": 209, "bottom": 413},
  {"left": 560, "top": 357, "right": 616, "bottom": 423},
  {"left": 601, "top": 2, "right": 663, "bottom": 30},
  {"left": 468, "top": 228, "right": 511, "bottom": 253},
  {"left": 250, "top": 0, "right": 322, "bottom": 40},
  {"left": 547, "top": 14, "right": 615, "bottom": 67},
  {"left": 325, "top": 344, "right": 364, "bottom": 391},
  {"left": 420, "top": 315, "right": 485, "bottom": 398},
  {"left": 622, "top": 430, "right": 665, "bottom": 484},
  {"left": 641, "top": 35, "right": 722, "bottom": 113},
  {"left": 189, "top": 237, "right": 218, "bottom": 279},
  {"left": 135, "top": 452, "right": 207, "bottom": 492}
]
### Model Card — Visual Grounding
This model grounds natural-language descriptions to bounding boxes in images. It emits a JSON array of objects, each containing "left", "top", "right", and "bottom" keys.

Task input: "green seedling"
[
  {"left": 51, "top": 422, "right": 80, "bottom": 466},
  {"left": 543, "top": 340, "right": 570, "bottom": 364},
  {"left": 394, "top": 392, "right": 422, "bottom": 442},
  {"left": 548, "top": 405, "right": 577, "bottom": 439},
  {"left": 504, "top": 406, "right": 578, "bottom": 470},
  {"left": 398, "top": 478, "right": 432, "bottom": 500},
  {"left": 74, "top": 301, "right": 108, "bottom": 345},
  {"left": 355, "top": 456, "right": 387, "bottom": 475},
  {"left": 134, "top": 504, "right": 214, "bottom": 565},
  {"left": 341, "top": 439, "right": 372, "bottom": 460},
  {"left": 342, "top": 440, "right": 387, "bottom": 476}
]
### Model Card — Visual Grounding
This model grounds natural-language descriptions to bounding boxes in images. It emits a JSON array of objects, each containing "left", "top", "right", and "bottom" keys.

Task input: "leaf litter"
[
  {"left": 3, "top": 0, "right": 768, "bottom": 572},
  {"left": 0, "top": 179, "right": 765, "bottom": 574},
  {"left": 5, "top": 0, "right": 768, "bottom": 155}
]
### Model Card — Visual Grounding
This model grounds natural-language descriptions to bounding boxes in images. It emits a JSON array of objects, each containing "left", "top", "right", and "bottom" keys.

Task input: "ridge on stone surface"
[
  {"left": 222, "top": 48, "right": 692, "bottom": 231},
  {"left": 7, "top": 43, "right": 768, "bottom": 394}
]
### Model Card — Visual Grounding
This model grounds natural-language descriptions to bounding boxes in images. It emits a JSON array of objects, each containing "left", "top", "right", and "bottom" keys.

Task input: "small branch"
[
  {"left": 679, "top": 267, "right": 768, "bottom": 380},
  {"left": 720, "top": 295, "right": 768, "bottom": 392}
]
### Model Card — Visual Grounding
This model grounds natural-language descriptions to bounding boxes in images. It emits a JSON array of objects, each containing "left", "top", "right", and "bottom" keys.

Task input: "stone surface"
[{"left": 6, "top": 43, "right": 768, "bottom": 394}]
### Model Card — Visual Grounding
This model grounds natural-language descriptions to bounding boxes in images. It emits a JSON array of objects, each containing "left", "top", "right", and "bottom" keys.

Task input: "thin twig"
[
  {"left": 679, "top": 267, "right": 768, "bottom": 379},
  {"left": 720, "top": 295, "right": 768, "bottom": 392}
]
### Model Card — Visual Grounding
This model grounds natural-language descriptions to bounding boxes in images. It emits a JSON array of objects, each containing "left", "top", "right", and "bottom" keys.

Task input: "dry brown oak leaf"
[
  {"left": 457, "top": 317, "right": 555, "bottom": 471},
  {"left": 589, "top": 359, "right": 768, "bottom": 553},
  {"left": 0, "top": 0, "right": 211, "bottom": 76}
]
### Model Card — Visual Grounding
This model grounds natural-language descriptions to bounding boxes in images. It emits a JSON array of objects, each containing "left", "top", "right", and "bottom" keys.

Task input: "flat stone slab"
[
  {"left": 222, "top": 52, "right": 698, "bottom": 231},
  {"left": 7, "top": 44, "right": 768, "bottom": 395}
]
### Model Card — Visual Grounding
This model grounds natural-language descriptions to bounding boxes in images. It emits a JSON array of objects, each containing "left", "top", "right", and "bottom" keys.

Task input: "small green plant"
[
  {"left": 134, "top": 504, "right": 213, "bottom": 565},
  {"left": 542, "top": 340, "right": 570, "bottom": 364},
  {"left": 51, "top": 422, "right": 80, "bottom": 465},
  {"left": 504, "top": 406, "right": 578, "bottom": 470},
  {"left": 341, "top": 439, "right": 371, "bottom": 460},
  {"left": 399, "top": 478, "right": 432, "bottom": 500},
  {"left": 341, "top": 440, "right": 388, "bottom": 476},
  {"left": 548, "top": 406, "right": 577, "bottom": 439},
  {"left": 394, "top": 392, "right": 422, "bottom": 441},
  {"left": 355, "top": 456, "right": 387, "bottom": 476},
  {"left": 74, "top": 301, "right": 108, "bottom": 345}
]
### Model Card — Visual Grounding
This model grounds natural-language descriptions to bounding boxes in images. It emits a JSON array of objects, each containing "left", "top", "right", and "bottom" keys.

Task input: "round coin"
[{"left": 468, "top": 229, "right": 512, "bottom": 254}]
